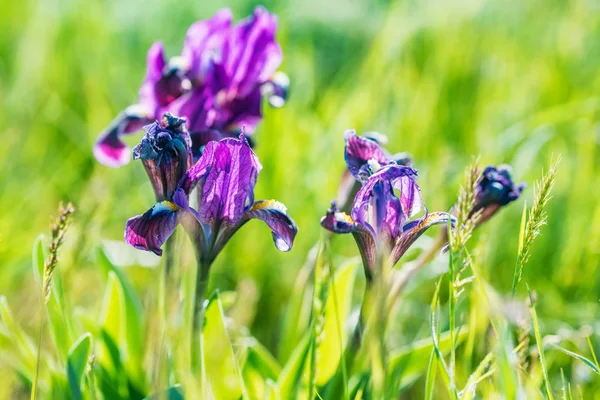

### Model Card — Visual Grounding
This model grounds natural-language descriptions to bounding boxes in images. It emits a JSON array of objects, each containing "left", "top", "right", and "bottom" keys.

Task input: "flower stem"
[{"left": 193, "top": 259, "right": 211, "bottom": 335}]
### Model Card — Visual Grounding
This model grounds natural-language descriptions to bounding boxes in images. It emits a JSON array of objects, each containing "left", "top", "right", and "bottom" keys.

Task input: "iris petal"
[
  {"left": 181, "top": 135, "right": 261, "bottom": 226},
  {"left": 244, "top": 200, "right": 298, "bottom": 251},
  {"left": 125, "top": 201, "right": 181, "bottom": 256},
  {"left": 389, "top": 211, "right": 453, "bottom": 265}
]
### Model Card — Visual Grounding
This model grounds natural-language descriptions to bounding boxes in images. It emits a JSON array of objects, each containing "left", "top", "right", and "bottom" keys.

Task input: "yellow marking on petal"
[
  {"left": 151, "top": 201, "right": 180, "bottom": 216},
  {"left": 251, "top": 200, "right": 286, "bottom": 213},
  {"left": 335, "top": 212, "right": 355, "bottom": 224}
]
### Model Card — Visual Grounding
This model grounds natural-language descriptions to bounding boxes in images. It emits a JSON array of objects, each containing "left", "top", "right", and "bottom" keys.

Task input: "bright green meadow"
[{"left": 1, "top": 0, "right": 600, "bottom": 398}]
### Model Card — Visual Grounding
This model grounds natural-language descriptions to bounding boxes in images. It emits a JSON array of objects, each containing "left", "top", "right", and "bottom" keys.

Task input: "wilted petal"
[
  {"left": 94, "top": 105, "right": 153, "bottom": 167},
  {"left": 132, "top": 114, "right": 192, "bottom": 201},
  {"left": 344, "top": 130, "right": 391, "bottom": 181},
  {"left": 125, "top": 201, "right": 181, "bottom": 256},
  {"left": 389, "top": 211, "right": 453, "bottom": 265}
]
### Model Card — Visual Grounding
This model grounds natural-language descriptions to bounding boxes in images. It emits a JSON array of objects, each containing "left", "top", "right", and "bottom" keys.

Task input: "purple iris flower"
[
  {"left": 95, "top": 7, "right": 287, "bottom": 167},
  {"left": 125, "top": 133, "right": 298, "bottom": 262},
  {"left": 322, "top": 131, "right": 450, "bottom": 280},
  {"left": 472, "top": 165, "right": 526, "bottom": 224}
]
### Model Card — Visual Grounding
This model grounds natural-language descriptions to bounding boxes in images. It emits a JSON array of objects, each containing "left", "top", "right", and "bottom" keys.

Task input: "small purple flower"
[
  {"left": 125, "top": 134, "right": 298, "bottom": 261},
  {"left": 132, "top": 114, "right": 192, "bottom": 202},
  {"left": 472, "top": 165, "right": 526, "bottom": 224},
  {"left": 322, "top": 162, "right": 451, "bottom": 280},
  {"left": 95, "top": 7, "right": 286, "bottom": 167}
]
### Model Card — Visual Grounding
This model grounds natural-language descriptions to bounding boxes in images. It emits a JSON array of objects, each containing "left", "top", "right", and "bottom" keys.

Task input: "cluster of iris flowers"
[{"left": 95, "top": 6, "right": 525, "bottom": 340}]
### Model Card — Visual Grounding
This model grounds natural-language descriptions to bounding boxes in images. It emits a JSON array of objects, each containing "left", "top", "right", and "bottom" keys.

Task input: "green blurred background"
[{"left": 1, "top": 0, "right": 600, "bottom": 395}]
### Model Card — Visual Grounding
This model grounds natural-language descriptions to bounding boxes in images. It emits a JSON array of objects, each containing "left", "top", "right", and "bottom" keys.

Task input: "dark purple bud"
[
  {"left": 473, "top": 165, "right": 526, "bottom": 223},
  {"left": 133, "top": 113, "right": 192, "bottom": 201}
]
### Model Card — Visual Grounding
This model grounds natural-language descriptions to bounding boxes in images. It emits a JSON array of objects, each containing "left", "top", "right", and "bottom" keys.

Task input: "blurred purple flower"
[
  {"left": 472, "top": 165, "right": 526, "bottom": 224},
  {"left": 125, "top": 134, "right": 298, "bottom": 261},
  {"left": 322, "top": 162, "right": 450, "bottom": 280},
  {"left": 95, "top": 7, "right": 287, "bottom": 167}
]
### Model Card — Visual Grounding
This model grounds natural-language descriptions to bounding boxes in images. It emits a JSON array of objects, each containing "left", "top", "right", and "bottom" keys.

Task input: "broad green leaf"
[
  {"left": 316, "top": 260, "right": 359, "bottom": 386},
  {"left": 277, "top": 333, "right": 311, "bottom": 399},
  {"left": 66, "top": 333, "right": 92, "bottom": 399},
  {"left": 388, "top": 330, "right": 468, "bottom": 391},
  {"left": 203, "top": 291, "right": 244, "bottom": 400},
  {"left": 550, "top": 344, "right": 600, "bottom": 374}
]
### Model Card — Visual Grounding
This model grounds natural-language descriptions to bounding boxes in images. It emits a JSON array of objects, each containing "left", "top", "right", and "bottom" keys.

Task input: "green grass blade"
[
  {"left": 550, "top": 344, "right": 599, "bottom": 374},
  {"left": 528, "top": 285, "right": 554, "bottom": 400},
  {"left": 425, "top": 348, "right": 438, "bottom": 400},
  {"left": 66, "top": 333, "right": 92, "bottom": 400},
  {"left": 203, "top": 290, "right": 245, "bottom": 400}
]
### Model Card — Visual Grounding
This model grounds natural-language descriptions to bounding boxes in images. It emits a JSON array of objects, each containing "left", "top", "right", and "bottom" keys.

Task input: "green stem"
[
  {"left": 448, "top": 250, "right": 459, "bottom": 400},
  {"left": 193, "top": 260, "right": 211, "bottom": 334}
]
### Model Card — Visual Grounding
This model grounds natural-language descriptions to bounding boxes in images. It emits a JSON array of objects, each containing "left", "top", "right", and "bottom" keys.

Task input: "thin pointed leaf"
[
  {"left": 203, "top": 291, "right": 244, "bottom": 400},
  {"left": 550, "top": 344, "right": 600, "bottom": 374},
  {"left": 67, "top": 333, "right": 92, "bottom": 400}
]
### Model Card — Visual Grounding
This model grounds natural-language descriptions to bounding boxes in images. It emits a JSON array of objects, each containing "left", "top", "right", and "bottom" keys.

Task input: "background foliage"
[{"left": 1, "top": 0, "right": 600, "bottom": 398}]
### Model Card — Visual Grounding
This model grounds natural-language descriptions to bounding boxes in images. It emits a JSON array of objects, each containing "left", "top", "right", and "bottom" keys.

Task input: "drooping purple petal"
[
  {"left": 344, "top": 130, "right": 391, "bottom": 182},
  {"left": 125, "top": 201, "right": 181, "bottom": 256},
  {"left": 243, "top": 200, "right": 298, "bottom": 251},
  {"left": 94, "top": 105, "right": 153, "bottom": 167},
  {"left": 389, "top": 211, "right": 453, "bottom": 265}
]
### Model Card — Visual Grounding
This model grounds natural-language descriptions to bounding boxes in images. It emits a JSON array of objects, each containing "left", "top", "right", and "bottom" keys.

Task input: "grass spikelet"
[
  {"left": 450, "top": 158, "right": 482, "bottom": 253},
  {"left": 43, "top": 202, "right": 75, "bottom": 303},
  {"left": 512, "top": 158, "right": 560, "bottom": 296}
]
